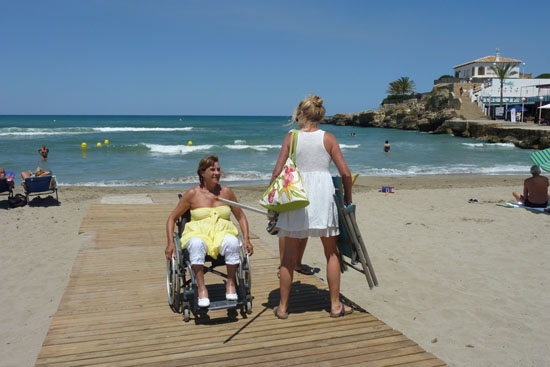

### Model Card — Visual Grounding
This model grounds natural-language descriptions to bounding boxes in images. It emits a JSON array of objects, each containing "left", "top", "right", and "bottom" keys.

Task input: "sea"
[{"left": 0, "top": 115, "right": 534, "bottom": 188}]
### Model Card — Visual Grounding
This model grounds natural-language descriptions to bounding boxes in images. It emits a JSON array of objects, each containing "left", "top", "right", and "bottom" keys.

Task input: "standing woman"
[{"left": 271, "top": 94, "right": 353, "bottom": 318}]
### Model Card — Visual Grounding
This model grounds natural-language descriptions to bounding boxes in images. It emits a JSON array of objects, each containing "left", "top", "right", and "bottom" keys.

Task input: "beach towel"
[{"left": 500, "top": 202, "right": 550, "bottom": 212}]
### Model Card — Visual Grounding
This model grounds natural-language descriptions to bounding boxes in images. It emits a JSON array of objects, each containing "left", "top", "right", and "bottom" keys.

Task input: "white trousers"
[{"left": 186, "top": 235, "right": 241, "bottom": 265}]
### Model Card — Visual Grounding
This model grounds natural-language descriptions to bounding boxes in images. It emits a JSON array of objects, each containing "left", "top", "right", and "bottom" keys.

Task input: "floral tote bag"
[{"left": 259, "top": 130, "right": 309, "bottom": 213}]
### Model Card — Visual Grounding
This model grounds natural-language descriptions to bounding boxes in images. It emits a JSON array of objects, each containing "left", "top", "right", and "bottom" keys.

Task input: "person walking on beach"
[
  {"left": 459, "top": 87, "right": 464, "bottom": 96},
  {"left": 512, "top": 165, "right": 549, "bottom": 208},
  {"left": 384, "top": 140, "right": 391, "bottom": 153},
  {"left": 38, "top": 144, "right": 49, "bottom": 160},
  {"left": 270, "top": 94, "right": 353, "bottom": 319}
]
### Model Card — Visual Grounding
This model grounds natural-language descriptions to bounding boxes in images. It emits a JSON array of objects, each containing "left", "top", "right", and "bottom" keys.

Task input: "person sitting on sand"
[
  {"left": 0, "top": 168, "right": 15, "bottom": 189},
  {"left": 512, "top": 165, "right": 549, "bottom": 208},
  {"left": 38, "top": 144, "right": 49, "bottom": 160},
  {"left": 165, "top": 155, "right": 254, "bottom": 307}
]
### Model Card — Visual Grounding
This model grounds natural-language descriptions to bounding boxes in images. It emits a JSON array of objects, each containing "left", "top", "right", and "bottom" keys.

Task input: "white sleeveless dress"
[{"left": 276, "top": 130, "right": 339, "bottom": 238}]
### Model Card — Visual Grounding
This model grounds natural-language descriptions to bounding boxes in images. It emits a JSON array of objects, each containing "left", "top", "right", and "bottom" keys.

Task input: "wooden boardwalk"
[{"left": 36, "top": 204, "right": 446, "bottom": 366}]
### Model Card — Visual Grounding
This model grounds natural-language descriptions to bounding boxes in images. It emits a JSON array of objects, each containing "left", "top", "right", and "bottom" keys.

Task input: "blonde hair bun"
[{"left": 309, "top": 94, "right": 323, "bottom": 107}]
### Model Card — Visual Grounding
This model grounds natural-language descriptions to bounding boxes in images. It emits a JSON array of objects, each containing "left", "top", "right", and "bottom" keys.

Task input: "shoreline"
[{"left": 1, "top": 175, "right": 549, "bottom": 367}]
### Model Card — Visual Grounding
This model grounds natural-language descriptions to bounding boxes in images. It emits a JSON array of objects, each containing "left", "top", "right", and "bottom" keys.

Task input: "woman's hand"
[
  {"left": 165, "top": 242, "right": 176, "bottom": 260},
  {"left": 244, "top": 239, "right": 254, "bottom": 256}
]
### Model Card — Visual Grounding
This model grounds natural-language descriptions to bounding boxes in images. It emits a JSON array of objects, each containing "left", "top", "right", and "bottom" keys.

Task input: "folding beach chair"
[
  {"left": 23, "top": 175, "right": 59, "bottom": 205},
  {"left": 332, "top": 176, "right": 379, "bottom": 289}
]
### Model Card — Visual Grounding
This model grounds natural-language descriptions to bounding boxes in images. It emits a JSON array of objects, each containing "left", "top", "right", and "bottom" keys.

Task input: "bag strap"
[{"left": 289, "top": 129, "right": 299, "bottom": 162}]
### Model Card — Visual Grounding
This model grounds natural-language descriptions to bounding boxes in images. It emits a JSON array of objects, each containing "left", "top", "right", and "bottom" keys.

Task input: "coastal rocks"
[
  {"left": 322, "top": 87, "right": 550, "bottom": 149},
  {"left": 324, "top": 89, "right": 458, "bottom": 133},
  {"left": 436, "top": 120, "right": 550, "bottom": 149}
]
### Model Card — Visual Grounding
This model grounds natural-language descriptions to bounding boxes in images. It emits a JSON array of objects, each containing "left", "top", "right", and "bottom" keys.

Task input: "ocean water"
[{"left": 0, "top": 115, "right": 534, "bottom": 187}]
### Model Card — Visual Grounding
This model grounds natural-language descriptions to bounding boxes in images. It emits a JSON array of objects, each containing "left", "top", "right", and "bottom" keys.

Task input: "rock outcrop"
[{"left": 323, "top": 88, "right": 550, "bottom": 149}]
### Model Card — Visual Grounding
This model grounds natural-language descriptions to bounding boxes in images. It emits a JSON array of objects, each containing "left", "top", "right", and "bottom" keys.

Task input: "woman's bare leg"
[
  {"left": 191, "top": 265, "right": 208, "bottom": 299},
  {"left": 321, "top": 236, "right": 352, "bottom": 314},
  {"left": 225, "top": 264, "right": 238, "bottom": 294},
  {"left": 278, "top": 237, "right": 300, "bottom": 314}
]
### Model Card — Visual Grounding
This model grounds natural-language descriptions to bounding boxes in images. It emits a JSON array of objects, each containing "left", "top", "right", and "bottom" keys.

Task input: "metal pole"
[
  {"left": 539, "top": 97, "right": 543, "bottom": 125},
  {"left": 215, "top": 197, "right": 268, "bottom": 216},
  {"left": 522, "top": 98, "right": 525, "bottom": 123}
]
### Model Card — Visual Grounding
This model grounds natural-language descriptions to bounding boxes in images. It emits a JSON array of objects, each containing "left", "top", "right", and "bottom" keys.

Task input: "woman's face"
[{"left": 201, "top": 162, "right": 221, "bottom": 184}]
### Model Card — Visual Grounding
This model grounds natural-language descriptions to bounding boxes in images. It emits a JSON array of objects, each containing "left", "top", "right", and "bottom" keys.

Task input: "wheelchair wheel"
[
  {"left": 166, "top": 256, "right": 181, "bottom": 313},
  {"left": 246, "top": 301, "right": 252, "bottom": 315},
  {"left": 183, "top": 307, "right": 190, "bottom": 322}
]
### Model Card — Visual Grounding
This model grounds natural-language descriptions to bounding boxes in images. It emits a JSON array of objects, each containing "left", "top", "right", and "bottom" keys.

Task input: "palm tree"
[
  {"left": 489, "top": 63, "right": 518, "bottom": 107},
  {"left": 386, "top": 77, "right": 416, "bottom": 96}
]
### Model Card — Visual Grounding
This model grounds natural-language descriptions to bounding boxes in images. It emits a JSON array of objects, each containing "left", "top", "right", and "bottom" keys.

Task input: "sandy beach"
[{"left": 1, "top": 175, "right": 549, "bottom": 367}]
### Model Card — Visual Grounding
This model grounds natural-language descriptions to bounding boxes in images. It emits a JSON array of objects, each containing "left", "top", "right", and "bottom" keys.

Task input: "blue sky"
[{"left": 1, "top": 0, "right": 548, "bottom": 115}]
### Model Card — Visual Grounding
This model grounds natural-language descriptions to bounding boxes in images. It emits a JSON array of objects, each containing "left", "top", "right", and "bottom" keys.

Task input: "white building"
[{"left": 453, "top": 51, "right": 521, "bottom": 79}]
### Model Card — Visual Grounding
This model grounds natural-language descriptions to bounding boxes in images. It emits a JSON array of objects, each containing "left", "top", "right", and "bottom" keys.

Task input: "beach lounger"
[
  {"left": 23, "top": 175, "right": 58, "bottom": 205},
  {"left": 0, "top": 178, "right": 14, "bottom": 207}
]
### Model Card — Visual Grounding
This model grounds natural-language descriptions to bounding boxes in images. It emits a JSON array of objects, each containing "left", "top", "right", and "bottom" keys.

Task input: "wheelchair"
[{"left": 166, "top": 209, "right": 253, "bottom": 322}]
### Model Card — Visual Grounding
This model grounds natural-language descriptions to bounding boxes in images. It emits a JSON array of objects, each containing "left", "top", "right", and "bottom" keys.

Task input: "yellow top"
[{"left": 180, "top": 205, "right": 239, "bottom": 259}]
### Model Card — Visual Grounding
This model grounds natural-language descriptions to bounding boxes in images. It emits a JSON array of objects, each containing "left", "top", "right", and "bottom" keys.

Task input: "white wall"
[{"left": 455, "top": 62, "right": 520, "bottom": 79}]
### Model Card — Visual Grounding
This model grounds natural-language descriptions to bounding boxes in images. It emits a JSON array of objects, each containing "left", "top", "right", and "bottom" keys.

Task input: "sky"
[{"left": 1, "top": 0, "right": 549, "bottom": 116}]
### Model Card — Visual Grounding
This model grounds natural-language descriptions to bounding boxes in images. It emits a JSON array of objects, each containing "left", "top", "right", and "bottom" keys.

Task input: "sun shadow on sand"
[{"left": 27, "top": 195, "right": 60, "bottom": 207}]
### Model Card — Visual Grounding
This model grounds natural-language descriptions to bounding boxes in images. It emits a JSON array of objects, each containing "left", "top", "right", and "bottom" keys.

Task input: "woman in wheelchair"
[{"left": 165, "top": 155, "right": 254, "bottom": 308}]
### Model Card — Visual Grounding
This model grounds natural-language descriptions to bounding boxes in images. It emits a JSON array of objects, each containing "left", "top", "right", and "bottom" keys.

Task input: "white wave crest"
[
  {"left": 357, "top": 164, "right": 529, "bottom": 176},
  {"left": 0, "top": 126, "right": 193, "bottom": 136},
  {"left": 93, "top": 127, "right": 193, "bottom": 132},
  {"left": 224, "top": 144, "right": 280, "bottom": 152},
  {"left": 144, "top": 143, "right": 214, "bottom": 155},
  {"left": 340, "top": 144, "right": 360, "bottom": 149},
  {"left": 234, "top": 139, "right": 246, "bottom": 144},
  {"left": 462, "top": 142, "right": 516, "bottom": 148}
]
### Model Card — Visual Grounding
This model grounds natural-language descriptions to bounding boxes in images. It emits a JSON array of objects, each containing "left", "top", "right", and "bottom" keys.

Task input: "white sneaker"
[
  {"left": 226, "top": 293, "right": 238, "bottom": 301},
  {"left": 198, "top": 297, "right": 210, "bottom": 307}
]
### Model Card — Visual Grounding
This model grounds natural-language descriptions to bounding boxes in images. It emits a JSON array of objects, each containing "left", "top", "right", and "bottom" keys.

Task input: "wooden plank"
[{"left": 36, "top": 204, "right": 446, "bottom": 367}]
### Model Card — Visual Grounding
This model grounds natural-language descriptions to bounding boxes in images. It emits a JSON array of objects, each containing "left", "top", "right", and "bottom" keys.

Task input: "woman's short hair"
[
  {"left": 197, "top": 155, "right": 219, "bottom": 185},
  {"left": 292, "top": 94, "right": 326, "bottom": 125},
  {"left": 530, "top": 165, "right": 541, "bottom": 175}
]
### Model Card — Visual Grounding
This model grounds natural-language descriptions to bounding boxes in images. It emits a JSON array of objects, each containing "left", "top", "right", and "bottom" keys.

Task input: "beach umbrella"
[
  {"left": 537, "top": 104, "right": 550, "bottom": 110},
  {"left": 530, "top": 148, "right": 550, "bottom": 172},
  {"left": 507, "top": 105, "right": 526, "bottom": 112}
]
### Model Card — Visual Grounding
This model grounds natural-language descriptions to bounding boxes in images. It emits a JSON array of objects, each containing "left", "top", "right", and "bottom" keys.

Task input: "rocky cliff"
[{"left": 323, "top": 88, "right": 550, "bottom": 149}]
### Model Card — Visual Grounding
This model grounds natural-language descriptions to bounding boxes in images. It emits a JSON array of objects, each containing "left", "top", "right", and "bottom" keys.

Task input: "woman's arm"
[
  {"left": 324, "top": 132, "right": 353, "bottom": 205},
  {"left": 226, "top": 188, "right": 254, "bottom": 256},
  {"left": 165, "top": 189, "right": 193, "bottom": 260},
  {"left": 269, "top": 133, "right": 292, "bottom": 185}
]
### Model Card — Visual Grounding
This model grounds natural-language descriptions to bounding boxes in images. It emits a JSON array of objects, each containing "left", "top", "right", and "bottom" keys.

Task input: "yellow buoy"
[
  {"left": 188, "top": 140, "right": 192, "bottom": 146},
  {"left": 104, "top": 139, "right": 109, "bottom": 145},
  {"left": 81, "top": 142, "right": 87, "bottom": 149},
  {"left": 97, "top": 142, "right": 102, "bottom": 147}
]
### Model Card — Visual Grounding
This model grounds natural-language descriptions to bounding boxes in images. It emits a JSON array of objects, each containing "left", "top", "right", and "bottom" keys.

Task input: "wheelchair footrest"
[{"left": 207, "top": 300, "right": 238, "bottom": 310}]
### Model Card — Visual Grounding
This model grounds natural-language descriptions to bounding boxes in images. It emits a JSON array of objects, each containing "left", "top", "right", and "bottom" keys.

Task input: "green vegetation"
[
  {"left": 386, "top": 76, "right": 416, "bottom": 96},
  {"left": 535, "top": 73, "right": 550, "bottom": 79},
  {"left": 437, "top": 74, "right": 453, "bottom": 80},
  {"left": 489, "top": 63, "right": 518, "bottom": 106}
]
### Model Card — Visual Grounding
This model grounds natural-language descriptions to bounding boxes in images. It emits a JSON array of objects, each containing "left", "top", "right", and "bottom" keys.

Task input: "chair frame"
[
  {"left": 23, "top": 175, "right": 58, "bottom": 205},
  {"left": 0, "top": 178, "right": 14, "bottom": 208}
]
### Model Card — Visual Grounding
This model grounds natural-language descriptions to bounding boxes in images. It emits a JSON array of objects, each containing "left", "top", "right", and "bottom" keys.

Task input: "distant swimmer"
[
  {"left": 350, "top": 132, "right": 356, "bottom": 137},
  {"left": 38, "top": 144, "right": 49, "bottom": 160},
  {"left": 383, "top": 140, "right": 390, "bottom": 153}
]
